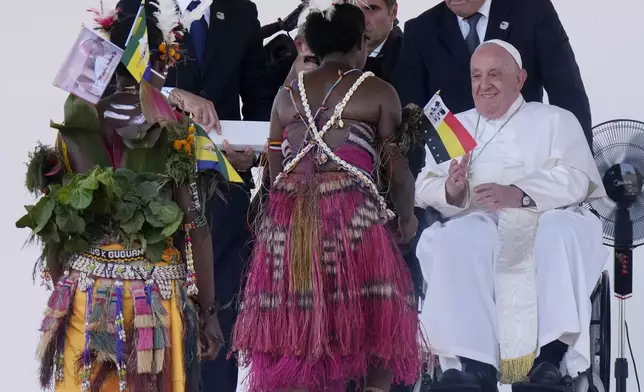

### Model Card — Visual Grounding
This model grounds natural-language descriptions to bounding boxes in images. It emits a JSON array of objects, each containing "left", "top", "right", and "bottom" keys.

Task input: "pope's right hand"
[{"left": 445, "top": 153, "right": 470, "bottom": 204}]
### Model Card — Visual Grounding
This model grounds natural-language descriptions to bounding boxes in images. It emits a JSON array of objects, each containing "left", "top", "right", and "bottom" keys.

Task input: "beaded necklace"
[{"left": 274, "top": 70, "right": 395, "bottom": 221}]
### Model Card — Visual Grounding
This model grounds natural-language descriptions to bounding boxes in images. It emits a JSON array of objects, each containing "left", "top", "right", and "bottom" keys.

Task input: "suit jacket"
[
  {"left": 161, "top": 0, "right": 273, "bottom": 190},
  {"left": 165, "top": 0, "right": 273, "bottom": 123},
  {"left": 393, "top": 0, "right": 592, "bottom": 146},
  {"left": 364, "top": 26, "right": 404, "bottom": 83}
]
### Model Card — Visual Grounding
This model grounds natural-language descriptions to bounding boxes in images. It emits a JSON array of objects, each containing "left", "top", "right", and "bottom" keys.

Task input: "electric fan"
[{"left": 585, "top": 119, "right": 644, "bottom": 392}]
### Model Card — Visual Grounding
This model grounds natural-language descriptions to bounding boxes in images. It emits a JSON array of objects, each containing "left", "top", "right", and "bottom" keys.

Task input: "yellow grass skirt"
[{"left": 37, "top": 244, "right": 199, "bottom": 391}]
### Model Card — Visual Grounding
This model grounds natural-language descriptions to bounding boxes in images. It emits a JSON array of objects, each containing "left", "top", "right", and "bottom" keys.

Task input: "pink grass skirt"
[{"left": 232, "top": 172, "right": 423, "bottom": 391}]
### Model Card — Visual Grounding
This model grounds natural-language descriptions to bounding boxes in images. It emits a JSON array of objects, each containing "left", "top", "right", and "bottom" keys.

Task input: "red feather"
[{"left": 87, "top": 8, "right": 120, "bottom": 32}]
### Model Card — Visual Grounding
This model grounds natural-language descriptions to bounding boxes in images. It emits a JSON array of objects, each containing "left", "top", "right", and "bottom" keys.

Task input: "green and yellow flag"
[
  {"left": 194, "top": 125, "right": 244, "bottom": 183},
  {"left": 121, "top": 0, "right": 151, "bottom": 82}
]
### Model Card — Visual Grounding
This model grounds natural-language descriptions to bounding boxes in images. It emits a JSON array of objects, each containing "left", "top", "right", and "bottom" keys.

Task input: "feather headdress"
[
  {"left": 180, "top": 0, "right": 212, "bottom": 32},
  {"left": 87, "top": 0, "right": 120, "bottom": 38},
  {"left": 150, "top": 0, "right": 183, "bottom": 47}
]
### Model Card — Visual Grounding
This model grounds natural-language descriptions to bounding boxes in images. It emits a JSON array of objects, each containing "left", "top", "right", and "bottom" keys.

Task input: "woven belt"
[
  {"left": 69, "top": 254, "right": 186, "bottom": 299},
  {"left": 84, "top": 247, "right": 146, "bottom": 262}
]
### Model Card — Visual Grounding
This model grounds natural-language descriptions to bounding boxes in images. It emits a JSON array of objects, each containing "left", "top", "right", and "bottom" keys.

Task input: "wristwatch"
[
  {"left": 512, "top": 185, "right": 534, "bottom": 208},
  {"left": 521, "top": 193, "right": 533, "bottom": 208},
  {"left": 511, "top": 185, "right": 534, "bottom": 208}
]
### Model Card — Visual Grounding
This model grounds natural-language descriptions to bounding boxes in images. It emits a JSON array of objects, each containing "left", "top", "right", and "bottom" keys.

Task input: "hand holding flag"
[{"left": 423, "top": 91, "right": 477, "bottom": 164}]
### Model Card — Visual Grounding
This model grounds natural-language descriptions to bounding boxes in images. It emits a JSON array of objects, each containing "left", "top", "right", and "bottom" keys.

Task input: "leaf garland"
[
  {"left": 18, "top": 96, "right": 209, "bottom": 271},
  {"left": 16, "top": 166, "right": 184, "bottom": 264}
]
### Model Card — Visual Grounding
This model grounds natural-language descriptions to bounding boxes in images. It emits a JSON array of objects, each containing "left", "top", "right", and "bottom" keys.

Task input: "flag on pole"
[
  {"left": 423, "top": 91, "right": 477, "bottom": 164},
  {"left": 193, "top": 124, "right": 244, "bottom": 183},
  {"left": 120, "top": 0, "right": 152, "bottom": 82}
]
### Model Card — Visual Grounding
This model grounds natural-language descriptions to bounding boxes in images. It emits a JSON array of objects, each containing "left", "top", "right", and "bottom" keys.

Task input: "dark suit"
[
  {"left": 164, "top": 1, "right": 272, "bottom": 391},
  {"left": 393, "top": 0, "right": 592, "bottom": 146},
  {"left": 364, "top": 26, "right": 404, "bottom": 83}
]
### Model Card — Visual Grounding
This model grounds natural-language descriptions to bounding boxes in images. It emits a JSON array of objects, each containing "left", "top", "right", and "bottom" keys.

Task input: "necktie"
[
  {"left": 465, "top": 12, "right": 483, "bottom": 55},
  {"left": 187, "top": 0, "right": 208, "bottom": 67}
]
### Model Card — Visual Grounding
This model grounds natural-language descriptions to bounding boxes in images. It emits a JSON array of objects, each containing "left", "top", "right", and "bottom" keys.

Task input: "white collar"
[
  {"left": 482, "top": 94, "right": 524, "bottom": 123},
  {"left": 456, "top": 0, "right": 492, "bottom": 23},
  {"left": 175, "top": 0, "right": 193, "bottom": 13},
  {"left": 369, "top": 38, "right": 387, "bottom": 58}
]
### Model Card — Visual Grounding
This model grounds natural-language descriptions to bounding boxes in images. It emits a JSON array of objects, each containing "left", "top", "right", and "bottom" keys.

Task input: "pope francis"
[{"left": 415, "top": 40, "right": 608, "bottom": 392}]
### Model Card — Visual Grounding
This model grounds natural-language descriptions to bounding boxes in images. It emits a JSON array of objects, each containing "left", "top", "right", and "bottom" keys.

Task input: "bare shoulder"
[
  {"left": 361, "top": 75, "right": 401, "bottom": 110},
  {"left": 273, "top": 85, "right": 297, "bottom": 124}
]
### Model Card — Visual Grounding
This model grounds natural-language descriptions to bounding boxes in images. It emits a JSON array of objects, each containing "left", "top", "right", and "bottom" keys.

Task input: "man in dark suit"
[
  {"left": 393, "top": 0, "right": 592, "bottom": 146},
  {"left": 160, "top": 1, "right": 273, "bottom": 391},
  {"left": 361, "top": 0, "right": 402, "bottom": 83}
]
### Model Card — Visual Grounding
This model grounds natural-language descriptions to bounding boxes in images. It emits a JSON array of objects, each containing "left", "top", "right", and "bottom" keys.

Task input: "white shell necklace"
[{"left": 274, "top": 70, "right": 395, "bottom": 221}]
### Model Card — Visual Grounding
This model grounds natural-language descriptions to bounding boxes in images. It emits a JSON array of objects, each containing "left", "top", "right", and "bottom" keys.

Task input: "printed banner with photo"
[{"left": 53, "top": 26, "right": 123, "bottom": 104}]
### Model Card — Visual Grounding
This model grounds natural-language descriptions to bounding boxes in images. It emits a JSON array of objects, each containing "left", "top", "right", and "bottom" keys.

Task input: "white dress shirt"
[
  {"left": 456, "top": 0, "right": 492, "bottom": 46},
  {"left": 369, "top": 38, "right": 387, "bottom": 58},
  {"left": 175, "top": 0, "right": 210, "bottom": 26}
]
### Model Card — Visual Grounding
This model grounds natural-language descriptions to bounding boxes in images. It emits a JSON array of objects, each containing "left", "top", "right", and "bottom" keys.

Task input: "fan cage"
[{"left": 584, "top": 119, "right": 644, "bottom": 247}]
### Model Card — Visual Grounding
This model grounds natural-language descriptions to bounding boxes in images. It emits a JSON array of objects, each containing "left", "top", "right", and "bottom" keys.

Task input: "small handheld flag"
[
  {"left": 423, "top": 91, "right": 477, "bottom": 164},
  {"left": 121, "top": 0, "right": 152, "bottom": 82},
  {"left": 193, "top": 124, "right": 244, "bottom": 183}
]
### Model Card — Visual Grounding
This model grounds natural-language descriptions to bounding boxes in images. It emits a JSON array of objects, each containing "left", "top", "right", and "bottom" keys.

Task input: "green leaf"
[
  {"left": 96, "top": 169, "right": 123, "bottom": 199},
  {"left": 65, "top": 236, "right": 89, "bottom": 253},
  {"left": 115, "top": 123, "right": 163, "bottom": 149},
  {"left": 161, "top": 210, "right": 184, "bottom": 238},
  {"left": 15, "top": 210, "right": 35, "bottom": 229},
  {"left": 135, "top": 181, "right": 159, "bottom": 202},
  {"left": 62, "top": 94, "right": 101, "bottom": 132},
  {"left": 148, "top": 199, "right": 181, "bottom": 224},
  {"left": 114, "top": 200, "right": 137, "bottom": 222},
  {"left": 144, "top": 209, "right": 165, "bottom": 228},
  {"left": 40, "top": 221, "right": 61, "bottom": 243},
  {"left": 136, "top": 172, "right": 166, "bottom": 183},
  {"left": 78, "top": 176, "right": 99, "bottom": 190},
  {"left": 55, "top": 207, "right": 85, "bottom": 234},
  {"left": 70, "top": 187, "right": 93, "bottom": 210},
  {"left": 114, "top": 168, "right": 136, "bottom": 185},
  {"left": 62, "top": 174, "right": 75, "bottom": 187},
  {"left": 141, "top": 225, "right": 166, "bottom": 244},
  {"left": 145, "top": 241, "right": 166, "bottom": 262},
  {"left": 32, "top": 197, "right": 56, "bottom": 233},
  {"left": 121, "top": 211, "right": 145, "bottom": 234},
  {"left": 56, "top": 186, "right": 73, "bottom": 204},
  {"left": 48, "top": 184, "right": 62, "bottom": 197}
]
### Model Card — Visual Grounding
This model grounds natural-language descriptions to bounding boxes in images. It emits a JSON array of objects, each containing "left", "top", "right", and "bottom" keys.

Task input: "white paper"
[{"left": 204, "top": 120, "right": 270, "bottom": 153}]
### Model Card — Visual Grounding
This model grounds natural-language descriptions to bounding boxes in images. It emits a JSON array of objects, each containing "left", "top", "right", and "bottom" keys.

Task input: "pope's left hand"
[
  {"left": 473, "top": 183, "right": 523, "bottom": 211},
  {"left": 222, "top": 140, "right": 255, "bottom": 171}
]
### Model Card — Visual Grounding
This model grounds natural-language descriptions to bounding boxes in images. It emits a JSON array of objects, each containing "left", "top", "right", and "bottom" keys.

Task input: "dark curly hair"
[
  {"left": 110, "top": 0, "right": 165, "bottom": 79},
  {"left": 304, "top": 3, "right": 366, "bottom": 59}
]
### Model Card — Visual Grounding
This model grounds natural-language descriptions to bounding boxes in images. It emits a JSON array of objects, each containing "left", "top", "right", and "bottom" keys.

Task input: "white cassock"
[{"left": 415, "top": 95, "right": 609, "bottom": 380}]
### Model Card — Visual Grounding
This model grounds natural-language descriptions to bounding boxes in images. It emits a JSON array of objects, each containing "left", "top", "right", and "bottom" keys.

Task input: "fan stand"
[{"left": 613, "top": 205, "right": 634, "bottom": 392}]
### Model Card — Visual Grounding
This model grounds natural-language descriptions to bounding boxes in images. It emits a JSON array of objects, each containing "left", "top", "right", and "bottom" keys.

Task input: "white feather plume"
[
  {"left": 150, "top": 0, "right": 183, "bottom": 45},
  {"left": 180, "top": 0, "right": 213, "bottom": 32}
]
